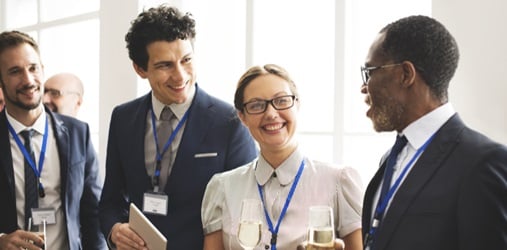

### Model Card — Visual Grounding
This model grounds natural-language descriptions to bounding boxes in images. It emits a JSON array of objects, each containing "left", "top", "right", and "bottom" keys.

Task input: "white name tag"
[
  {"left": 31, "top": 208, "right": 56, "bottom": 225},
  {"left": 143, "top": 192, "right": 168, "bottom": 216}
]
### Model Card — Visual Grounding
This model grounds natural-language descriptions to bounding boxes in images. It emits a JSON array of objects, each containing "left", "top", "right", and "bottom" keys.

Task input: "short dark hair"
[
  {"left": 125, "top": 4, "right": 196, "bottom": 70},
  {"left": 380, "top": 15, "right": 459, "bottom": 102},
  {"left": 234, "top": 64, "right": 298, "bottom": 113}
]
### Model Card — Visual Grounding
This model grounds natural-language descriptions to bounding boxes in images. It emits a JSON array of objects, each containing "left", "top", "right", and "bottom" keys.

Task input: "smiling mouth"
[
  {"left": 17, "top": 85, "right": 39, "bottom": 95},
  {"left": 263, "top": 123, "right": 285, "bottom": 131},
  {"left": 169, "top": 80, "right": 189, "bottom": 90}
]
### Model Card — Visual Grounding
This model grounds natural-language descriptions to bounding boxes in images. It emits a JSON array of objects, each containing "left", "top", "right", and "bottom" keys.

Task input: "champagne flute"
[
  {"left": 307, "top": 206, "right": 335, "bottom": 249},
  {"left": 28, "top": 218, "right": 46, "bottom": 247},
  {"left": 237, "top": 199, "right": 263, "bottom": 250}
]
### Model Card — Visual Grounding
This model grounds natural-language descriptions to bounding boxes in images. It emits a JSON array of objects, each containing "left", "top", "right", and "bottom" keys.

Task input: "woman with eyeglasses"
[{"left": 201, "top": 64, "right": 363, "bottom": 250}]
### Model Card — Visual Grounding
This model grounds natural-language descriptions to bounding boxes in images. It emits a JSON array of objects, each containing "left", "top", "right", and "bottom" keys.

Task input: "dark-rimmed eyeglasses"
[
  {"left": 243, "top": 95, "right": 297, "bottom": 114},
  {"left": 360, "top": 63, "right": 402, "bottom": 85},
  {"left": 44, "top": 88, "right": 81, "bottom": 98}
]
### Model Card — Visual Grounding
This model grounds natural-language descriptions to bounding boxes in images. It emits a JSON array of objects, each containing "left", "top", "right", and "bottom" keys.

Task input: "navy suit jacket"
[
  {"left": 0, "top": 107, "right": 106, "bottom": 250},
  {"left": 99, "top": 85, "right": 257, "bottom": 250},
  {"left": 362, "top": 114, "right": 507, "bottom": 250}
]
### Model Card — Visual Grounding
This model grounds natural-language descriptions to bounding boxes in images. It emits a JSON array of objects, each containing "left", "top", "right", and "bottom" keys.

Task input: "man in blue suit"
[
  {"left": 99, "top": 5, "right": 257, "bottom": 250},
  {"left": 0, "top": 31, "right": 106, "bottom": 249},
  {"left": 360, "top": 15, "right": 507, "bottom": 250}
]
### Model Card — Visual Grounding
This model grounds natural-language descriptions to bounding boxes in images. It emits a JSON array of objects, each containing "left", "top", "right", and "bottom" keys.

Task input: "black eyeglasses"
[
  {"left": 243, "top": 95, "right": 297, "bottom": 114},
  {"left": 44, "top": 88, "right": 81, "bottom": 98},
  {"left": 360, "top": 63, "right": 402, "bottom": 85}
]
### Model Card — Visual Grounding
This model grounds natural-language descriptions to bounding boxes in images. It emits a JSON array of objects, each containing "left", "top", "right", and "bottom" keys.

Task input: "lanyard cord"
[
  {"left": 257, "top": 159, "right": 305, "bottom": 250},
  {"left": 365, "top": 133, "right": 436, "bottom": 247},
  {"left": 7, "top": 116, "right": 49, "bottom": 196},
  {"left": 150, "top": 107, "right": 189, "bottom": 191}
]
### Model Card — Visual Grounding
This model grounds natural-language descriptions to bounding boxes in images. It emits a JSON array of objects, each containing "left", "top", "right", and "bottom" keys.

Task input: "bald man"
[{"left": 43, "top": 72, "right": 84, "bottom": 117}]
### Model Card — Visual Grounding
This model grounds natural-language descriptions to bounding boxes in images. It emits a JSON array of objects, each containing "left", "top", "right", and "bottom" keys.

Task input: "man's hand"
[
  {"left": 111, "top": 223, "right": 147, "bottom": 250},
  {"left": 297, "top": 238, "right": 345, "bottom": 250},
  {"left": 0, "top": 230, "right": 44, "bottom": 250}
]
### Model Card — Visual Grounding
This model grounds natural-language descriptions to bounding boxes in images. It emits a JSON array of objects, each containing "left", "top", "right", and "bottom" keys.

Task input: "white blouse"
[{"left": 202, "top": 148, "right": 363, "bottom": 250}]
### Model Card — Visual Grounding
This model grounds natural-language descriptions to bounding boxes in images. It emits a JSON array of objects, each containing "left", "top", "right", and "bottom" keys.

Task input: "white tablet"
[{"left": 129, "top": 203, "right": 167, "bottom": 249}]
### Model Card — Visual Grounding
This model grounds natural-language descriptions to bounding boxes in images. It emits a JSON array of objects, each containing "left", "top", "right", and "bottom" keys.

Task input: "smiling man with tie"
[
  {"left": 98, "top": 5, "right": 257, "bottom": 250},
  {"left": 0, "top": 30, "right": 106, "bottom": 250}
]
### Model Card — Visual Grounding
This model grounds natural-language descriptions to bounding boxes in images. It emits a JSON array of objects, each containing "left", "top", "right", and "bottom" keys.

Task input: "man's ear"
[
  {"left": 76, "top": 96, "right": 83, "bottom": 107},
  {"left": 133, "top": 62, "right": 148, "bottom": 79},
  {"left": 401, "top": 61, "right": 417, "bottom": 87}
]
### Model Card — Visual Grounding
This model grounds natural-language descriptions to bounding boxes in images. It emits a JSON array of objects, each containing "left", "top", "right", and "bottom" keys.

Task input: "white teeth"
[{"left": 264, "top": 123, "right": 283, "bottom": 131}]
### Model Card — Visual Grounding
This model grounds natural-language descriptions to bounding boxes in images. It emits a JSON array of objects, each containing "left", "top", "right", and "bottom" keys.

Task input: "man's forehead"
[
  {"left": 0, "top": 44, "right": 41, "bottom": 69},
  {"left": 365, "top": 33, "right": 387, "bottom": 65}
]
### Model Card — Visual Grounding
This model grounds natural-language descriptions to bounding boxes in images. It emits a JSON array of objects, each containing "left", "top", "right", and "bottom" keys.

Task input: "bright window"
[{"left": 2, "top": 0, "right": 100, "bottom": 152}]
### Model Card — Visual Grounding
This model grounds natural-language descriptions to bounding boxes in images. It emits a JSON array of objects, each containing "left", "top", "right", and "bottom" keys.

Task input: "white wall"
[
  {"left": 98, "top": 1, "right": 139, "bottom": 177},
  {"left": 433, "top": 0, "right": 507, "bottom": 144}
]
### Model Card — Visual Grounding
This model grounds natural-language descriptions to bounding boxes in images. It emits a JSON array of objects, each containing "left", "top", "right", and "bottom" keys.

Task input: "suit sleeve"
[
  {"left": 458, "top": 144, "right": 507, "bottom": 249},
  {"left": 79, "top": 122, "right": 107, "bottom": 249},
  {"left": 99, "top": 108, "right": 130, "bottom": 239}
]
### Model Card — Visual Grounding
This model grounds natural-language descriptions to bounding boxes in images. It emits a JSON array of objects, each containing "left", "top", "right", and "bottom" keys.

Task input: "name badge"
[
  {"left": 31, "top": 208, "right": 56, "bottom": 225},
  {"left": 143, "top": 192, "right": 168, "bottom": 215}
]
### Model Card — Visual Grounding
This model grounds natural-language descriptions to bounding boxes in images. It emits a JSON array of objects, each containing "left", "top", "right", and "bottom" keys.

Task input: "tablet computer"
[{"left": 129, "top": 203, "right": 167, "bottom": 249}]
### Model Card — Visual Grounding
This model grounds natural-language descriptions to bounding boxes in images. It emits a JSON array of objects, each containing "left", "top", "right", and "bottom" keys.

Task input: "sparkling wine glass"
[
  {"left": 237, "top": 199, "right": 263, "bottom": 250},
  {"left": 28, "top": 218, "right": 46, "bottom": 247},
  {"left": 307, "top": 206, "right": 335, "bottom": 249}
]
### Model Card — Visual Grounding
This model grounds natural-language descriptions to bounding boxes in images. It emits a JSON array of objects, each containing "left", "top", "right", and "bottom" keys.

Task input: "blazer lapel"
[
  {"left": 375, "top": 114, "right": 466, "bottom": 249},
  {"left": 165, "top": 85, "right": 215, "bottom": 192},
  {"left": 49, "top": 111, "right": 70, "bottom": 203},
  {"left": 180, "top": 86, "right": 215, "bottom": 145},
  {"left": 133, "top": 94, "right": 152, "bottom": 180}
]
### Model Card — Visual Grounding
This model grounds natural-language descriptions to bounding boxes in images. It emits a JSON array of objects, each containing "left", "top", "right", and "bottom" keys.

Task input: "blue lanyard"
[
  {"left": 366, "top": 133, "right": 436, "bottom": 246},
  {"left": 7, "top": 116, "right": 49, "bottom": 197},
  {"left": 257, "top": 160, "right": 305, "bottom": 250},
  {"left": 150, "top": 107, "right": 189, "bottom": 191}
]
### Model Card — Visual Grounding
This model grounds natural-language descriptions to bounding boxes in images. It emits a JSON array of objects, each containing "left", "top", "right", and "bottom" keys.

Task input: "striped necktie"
[{"left": 20, "top": 129, "right": 39, "bottom": 231}]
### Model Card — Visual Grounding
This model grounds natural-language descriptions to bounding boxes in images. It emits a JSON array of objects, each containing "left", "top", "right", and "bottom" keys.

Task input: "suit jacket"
[
  {"left": 99, "top": 85, "right": 257, "bottom": 250},
  {"left": 0, "top": 107, "right": 106, "bottom": 250},
  {"left": 362, "top": 114, "right": 507, "bottom": 250}
]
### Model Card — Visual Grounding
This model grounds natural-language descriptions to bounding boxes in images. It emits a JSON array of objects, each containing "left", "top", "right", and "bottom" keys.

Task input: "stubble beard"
[{"left": 372, "top": 99, "right": 405, "bottom": 133}]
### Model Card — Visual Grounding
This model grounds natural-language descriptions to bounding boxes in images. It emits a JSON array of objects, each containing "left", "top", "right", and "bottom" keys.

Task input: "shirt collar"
[
  {"left": 402, "top": 102, "right": 455, "bottom": 149},
  {"left": 255, "top": 148, "right": 304, "bottom": 186},
  {"left": 5, "top": 106, "right": 47, "bottom": 135},
  {"left": 151, "top": 84, "right": 196, "bottom": 121}
]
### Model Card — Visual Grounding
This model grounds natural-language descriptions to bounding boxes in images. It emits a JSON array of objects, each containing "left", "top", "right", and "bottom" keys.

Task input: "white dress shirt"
[{"left": 6, "top": 106, "right": 68, "bottom": 249}]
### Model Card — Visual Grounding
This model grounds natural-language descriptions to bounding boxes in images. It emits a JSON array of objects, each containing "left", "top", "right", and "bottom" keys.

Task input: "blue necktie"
[
  {"left": 20, "top": 129, "right": 39, "bottom": 231},
  {"left": 379, "top": 135, "right": 407, "bottom": 204}
]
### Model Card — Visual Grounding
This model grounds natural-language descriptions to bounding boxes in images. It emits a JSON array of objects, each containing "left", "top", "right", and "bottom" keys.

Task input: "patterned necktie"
[
  {"left": 378, "top": 135, "right": 408, "bottom": 205},
  {"left": 157, "top": 107, "right": 174, "bottom": 190},
  {"left": 20, "top": 129, "right": 39, "bottom": 230}
]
